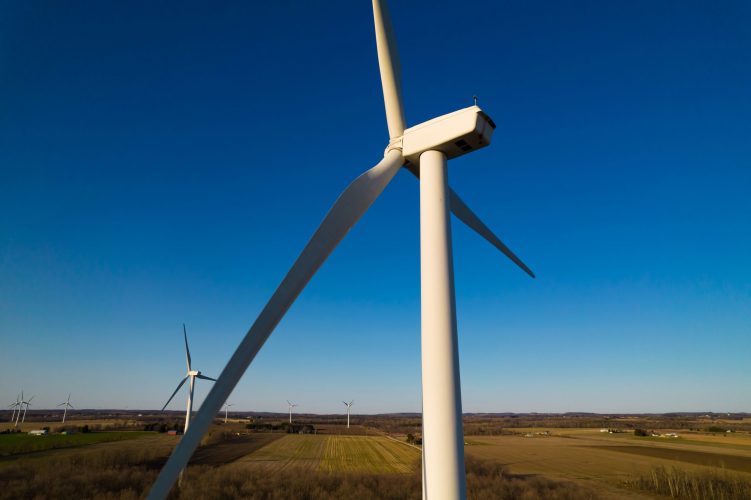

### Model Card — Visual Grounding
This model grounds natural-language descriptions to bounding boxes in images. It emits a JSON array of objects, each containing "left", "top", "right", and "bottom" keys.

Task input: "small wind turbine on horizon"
[
  {"left": 58, "top": 394, "right": 74, "bottom": 423},
  {"left": 19, "top": 393, "right": 33, "bottom": 425},
  {"left": 148, "top": 0, "right": 534, "bottom": 497},
  {"left": 286, "top": 400, "right": 297, "bottom": 424},
  {"left": 343, "top": 400, "right": 354, "bottom": 429},
  {"left": 222, "top": 402, "right": 234, "bottom": 424},
  {"left": 8, "top": 394, "right": 21, "bottom": 426},
  {"left": 161, "top": 325, "right": 216, "bottom": 434}
]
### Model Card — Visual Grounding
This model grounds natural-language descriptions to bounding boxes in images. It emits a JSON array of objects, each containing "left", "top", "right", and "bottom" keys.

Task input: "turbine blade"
[
  {"left": 404, "top": 164, "right": 534, "bottom": 278},
  {"left": 372, "top": 0, "right": 405, "bottom": 139},
  {"left": 196, "top": 374, "right": 216, "bottom": 382},
  {"left": 183, "top": 324, "right": 192, "bottom": 371},
  {"left": 69, "top": 404, "right": 75, "bottom": 409},
  {"left": 161, "top": 376, "right": 189, "bottom": 411},
  {"left": 449, "top": 189, "right": 535, "bottom": 278},
  {"left": 147, "top": 150, "right": 404, "bottom": 499}
]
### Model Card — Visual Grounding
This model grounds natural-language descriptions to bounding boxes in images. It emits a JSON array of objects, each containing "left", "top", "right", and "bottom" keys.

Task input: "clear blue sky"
[{"left": 1, "top": 0, "right": 749, "bottom": 414}]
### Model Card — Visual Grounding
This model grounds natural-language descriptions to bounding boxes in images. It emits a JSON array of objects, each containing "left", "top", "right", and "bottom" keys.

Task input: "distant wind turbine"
[
  {"left": 343, "top": 400, "right": 354, "bottom": 429},
  {"left": 8, "top": 394, "right": 21, "bottom": 426},
  {"left": 222, "top": 402, "right": 234, "bottom": 424},
  {"left": 19, "top": 393, "right": 34, "bottom": 425},
  {"left": 286, "top": 400, "right": 297, "bottom": 424},
  {"left": 57, "top": 394, "right": 74, "bottom": 423},
  {"left": 161, "top": 325, "right": 216, "bottom": 433}
]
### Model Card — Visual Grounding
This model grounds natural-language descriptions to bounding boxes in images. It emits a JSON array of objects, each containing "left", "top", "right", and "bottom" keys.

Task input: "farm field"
[
  {"left": 230, "top": 434, "right": 420, "bottom": 474},
  {"left": 463, "top": 428, "right": 751, "bottom": 498},
  {"left": 0, "top": 431, "right": 154, "bottom": 458}
]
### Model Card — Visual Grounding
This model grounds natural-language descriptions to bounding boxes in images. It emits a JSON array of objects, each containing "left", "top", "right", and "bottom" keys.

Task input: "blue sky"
[{"left": 1, "top": 0, "right": 749, "bottom": 414}]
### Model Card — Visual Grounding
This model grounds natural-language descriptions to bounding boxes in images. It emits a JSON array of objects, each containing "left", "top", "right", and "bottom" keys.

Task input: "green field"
[
  {"left": 231, "top": 434, "right": 420, "bottom": 474},
  {"left": 0, "top": 431, "right": 153, "bottom": 458}
]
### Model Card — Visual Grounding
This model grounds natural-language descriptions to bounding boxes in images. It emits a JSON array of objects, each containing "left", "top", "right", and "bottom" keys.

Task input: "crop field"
[
  {"left": 230, "top": 434, "right": 420, "bottom": 474},
  {"left": 463, "top": 428, "right": 751, "bottom": 498},
  {"left": 0, "top": 431, "right": 153, "bottom": 458}
]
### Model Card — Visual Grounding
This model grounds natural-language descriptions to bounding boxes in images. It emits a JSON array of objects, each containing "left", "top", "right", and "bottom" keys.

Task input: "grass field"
[
  {"left": 231, "top": 434, "right": 420, "bottom": 474},
  {"left": 463, "top": 428, "right": 751, "bottom": 498},
  {"left": 0, "top": 431, "right": 153, "bottom": 458}
]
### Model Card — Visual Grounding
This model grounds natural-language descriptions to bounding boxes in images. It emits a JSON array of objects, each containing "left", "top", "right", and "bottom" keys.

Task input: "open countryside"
[{"left": 2, "top": 413, "right": 751, "bottom": 498}]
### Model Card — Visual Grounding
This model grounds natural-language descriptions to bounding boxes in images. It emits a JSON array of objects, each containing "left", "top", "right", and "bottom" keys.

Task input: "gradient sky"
[{"left": 1, "top": 0, "right": 749, "bottom": 415}]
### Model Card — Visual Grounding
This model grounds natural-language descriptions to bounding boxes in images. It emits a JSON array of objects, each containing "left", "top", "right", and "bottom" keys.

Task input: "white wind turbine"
[
  {"left": 343, "top": 400, "right": 354, "bottom": 429},
  {"left": 58, "top": 394, "right": 74, "bottom": 423},
  {"left": 19, "top": 393, "right": 33, "bottom": 425},
  {"left": 222, "top": 402, "right": 234, "bottom": 424},
  {"left": 286, "top": 400, "right": 297, "bottom": 425},
  {"left": 148, "top": 1, "right": 533, "bottom": 498},
  {"left": 8, "top": 394, "right": 21, "bottom": 426},
  {"left": 161, "top": 325, "right": 217, "bottom": 434}
]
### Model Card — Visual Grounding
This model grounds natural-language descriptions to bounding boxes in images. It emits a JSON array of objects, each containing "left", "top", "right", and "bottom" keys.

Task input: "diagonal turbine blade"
[
  {"left": 449, "top": 189, "right": 535, "bottom": 278},
  {"left": 372, "top": 0, "right": 405, "bottom": 139},
  {"left": 405, "top": 164, "right": 534, "bottom": 278},
  {"left": 147, "top": 150, "right": 404, "bottom": 500},
  {"left": 183, "top": 324, "right": 192, "bottom": 371},
  {"left": 162, "top": 376, "right": 189, "bottom": 411},
  {"left": 196, "top": 374, "right": 216, "bottom": 382}
]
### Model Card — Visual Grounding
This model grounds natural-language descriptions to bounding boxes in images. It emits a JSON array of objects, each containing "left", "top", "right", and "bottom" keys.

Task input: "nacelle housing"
[{"left": 401, "top": 105, "right": 496, "bottom": 165}]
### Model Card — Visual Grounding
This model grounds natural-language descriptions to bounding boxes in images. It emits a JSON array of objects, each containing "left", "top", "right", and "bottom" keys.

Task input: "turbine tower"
[
  {"left": 286, "top": 400, "right": 297, "bottom": 425},
  {"left": 161, "top": 325, "right": 217, "bottom": 434},
  {"left": 58, "top": 394, "right": 74, "bottom": 423},
  {"left": 222, "top": 402, "right": 234, "bottom": 424},
  {"left": 147, "top": 1, "right": 533, "bottom": 498},
  {"left": 343, "top": 400, "right": 354, "bottom": 429}
]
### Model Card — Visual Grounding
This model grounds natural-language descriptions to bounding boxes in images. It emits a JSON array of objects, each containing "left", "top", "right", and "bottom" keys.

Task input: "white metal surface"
[
  {"left": 57, "top": 394, "right": 73, "bottom": 423},
  {"left": 402, "top": 106, "right": 495, "bottom": 165},
  {"left": 419, "top": 150, "right": 467, "bottom": 500},
  {"left": 343, "top": 400, "right": 353, "bottom": 428},
  {"left": 372, "top": 0, "right": 405, "bottom": 139},
  {"left": 287, "top": 400, "right": 297, "bottom": 424}
]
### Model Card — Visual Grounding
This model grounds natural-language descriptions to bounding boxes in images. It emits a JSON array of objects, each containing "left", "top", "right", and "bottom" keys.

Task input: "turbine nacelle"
[
  {"left": 397, "top": 105, "right": 496, "bottom": 165},
  {"left": 188, "top": 370, "right": 200, "bottom": 377}
]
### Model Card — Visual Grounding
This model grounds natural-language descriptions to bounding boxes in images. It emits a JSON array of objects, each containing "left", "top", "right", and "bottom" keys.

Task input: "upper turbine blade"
[
  {"left": 183, "top": 324, "right": 192, "bottom": 371},
  {"left": 162, "top": 376, "right": 189, "bottom": 411},
  {"left": 147, "top": 150, "right": 405, "bottom": 500},
  {"left": 372, "top": 0, "right": 405, "bottom": 139}
]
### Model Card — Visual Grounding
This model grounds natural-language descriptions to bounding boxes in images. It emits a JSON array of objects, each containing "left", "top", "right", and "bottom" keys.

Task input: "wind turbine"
[
  {"left": 58, "top": 394, "right": 74, "bottom": 423},
  {"left": 161, "top": 325, "right": 217, "bottom": 434},
  {"left": 19, "top": 393, "right": 33, "bottom": 425},
  {"left": 222, "top": 402, "right": 234, "bottom": 424},
  {"left": 286, "top": 400, "right": 297, "bottom": 425},
  {"left": 8, "top": 394, "right": 21, "bottom": 425},
  {"left": 343, "top": 400, "right": 354, "bottom": 429},
  {"left": 148, "top": 1, "right": 533, "bottom": 498}
]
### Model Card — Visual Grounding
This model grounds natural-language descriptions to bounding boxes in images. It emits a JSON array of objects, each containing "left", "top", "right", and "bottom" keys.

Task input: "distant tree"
[
  {"left": 634, "top": 428, "right": 649, "bottom": 437},
  {"left": 406, "top": 433, "right": 415, "bottom": 445}
]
